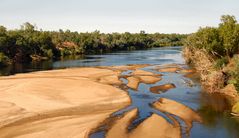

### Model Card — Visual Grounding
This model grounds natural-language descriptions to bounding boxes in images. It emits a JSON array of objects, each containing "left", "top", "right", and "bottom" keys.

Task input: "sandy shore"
[{"left": 0, "top": 67, "right": 131, "bottom": 138}]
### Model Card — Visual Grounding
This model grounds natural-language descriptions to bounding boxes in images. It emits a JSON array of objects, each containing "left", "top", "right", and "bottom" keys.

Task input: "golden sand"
[
  {"left": 0, "top": 67, "right": 130, "bottom": 138},
  {"left": 150, "top": 83, "right": 176, "bottom": 94}
]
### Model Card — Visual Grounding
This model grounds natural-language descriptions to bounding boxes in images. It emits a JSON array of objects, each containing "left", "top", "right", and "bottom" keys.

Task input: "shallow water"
[
  {"left": 1, "top": 47, "right": 239, "bottom": 138},
  {"left": 0, "top": 47, "right": 183, "bottom": 76}
]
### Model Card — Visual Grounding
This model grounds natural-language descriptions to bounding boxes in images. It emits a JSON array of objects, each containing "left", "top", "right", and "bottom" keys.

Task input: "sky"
[{"left": 0, "top": 0, "right": 239, "bottom": 34}]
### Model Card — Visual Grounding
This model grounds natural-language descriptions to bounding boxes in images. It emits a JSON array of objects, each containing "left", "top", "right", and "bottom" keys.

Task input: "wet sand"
[
  {"left": 126, "top": 69, "right": 162, "bottom": 90},
  {"left": 158, "top": 67, "right": 181, "bottom": 73},
  {"left": 103, "top": 98, "right": 202, "bottom": 138},
  {"left": 0, "top": 67, "right": 131, "bottom": 138},
  {"left": 150, "top": 83, "right": 176, "bottom": 94},
  {"left": 105, "top": 108, "right": 181, "bottom": 138},
  {"left": 89, "top": 64, "right": 203, "bottom": 138},
  {"left": 153, "top": 98, "right": 202, "bottom": 132}
]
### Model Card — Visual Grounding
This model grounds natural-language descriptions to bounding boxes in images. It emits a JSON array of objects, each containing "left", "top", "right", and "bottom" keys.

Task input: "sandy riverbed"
[
  {"left": 0, "top": 64, "right": 201, "bottom": 138},
  {"left": 0, "top": 67, "right": 132, "bottom": 138}
]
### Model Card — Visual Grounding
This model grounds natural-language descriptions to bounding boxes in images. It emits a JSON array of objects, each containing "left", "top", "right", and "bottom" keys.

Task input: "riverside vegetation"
[
  {"left": 183, "top": 15, "right": 239, "bottom": 115},
  {"left": 0, "top": 23, "right": 186, "bottom": 66}
]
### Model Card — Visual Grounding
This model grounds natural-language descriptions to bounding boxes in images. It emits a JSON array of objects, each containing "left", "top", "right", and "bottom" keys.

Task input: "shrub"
[
  {"left": 45, "top": 49, "right": 53, "bottom": 58},
  {"left": 232, "top": 102, "right": 239, "bottom": 114},
  {"left": 0, "top": 52, "right": 9, "bottom": 67},
  {"left": 227, "top": 55, "right": 239, "bottom": 91},
  {"left": 184, "top": 15, "right": 239, "bottom": 58},
  {"left": 214, "top": 57, "right": 229, "bottom": 70}
]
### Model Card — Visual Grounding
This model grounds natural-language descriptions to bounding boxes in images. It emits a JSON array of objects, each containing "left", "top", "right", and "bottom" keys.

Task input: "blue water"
[
  {"left": 53, "top": 47, "right": 184, "bottom": 68},
  {"left": 0, "top": 47, "right": 184, "bottom": 76}
]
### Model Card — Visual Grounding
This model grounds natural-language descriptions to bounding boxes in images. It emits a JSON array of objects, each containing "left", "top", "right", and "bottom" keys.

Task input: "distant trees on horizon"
[{"left": 0, "top": 23, "right": 186, "bottom": 66}]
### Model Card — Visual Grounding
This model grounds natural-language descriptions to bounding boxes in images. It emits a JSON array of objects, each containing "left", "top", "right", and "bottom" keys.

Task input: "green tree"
[
  {"left": 0, "top": 26, "right": 8, "bottom": 52},
  {"left": 0, "top": 52, "right": 9, "bottom": 66},
  {"left": 21, "top": 22, "right": 35, "bottom": 32},
  {"left": 219, "top": 15, "right": 239, "bottom": 57},
  {"left": 0, "top": 23, "right": 187, "bottom": 64}
]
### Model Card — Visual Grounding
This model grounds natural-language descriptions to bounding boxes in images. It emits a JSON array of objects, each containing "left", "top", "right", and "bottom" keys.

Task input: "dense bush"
[
  {"left": 0, "top": 52, "right": 9, "bottom": 67},
  {"left": 227, "top": 55, "right": 239, "bottom": 91},
  {"left": 184, "top": 15, "right": 239, "bottom": 58},
  {"left": 214, "top": 57, "right": 229, "bottom": 70},
  {"left": 0, "top": 23, "right": 187, "bottom": 64}
]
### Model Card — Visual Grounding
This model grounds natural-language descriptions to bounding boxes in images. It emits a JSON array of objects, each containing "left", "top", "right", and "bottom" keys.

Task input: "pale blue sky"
[{"left": 0, "top": 0, "right": 239, "bottom": 33}]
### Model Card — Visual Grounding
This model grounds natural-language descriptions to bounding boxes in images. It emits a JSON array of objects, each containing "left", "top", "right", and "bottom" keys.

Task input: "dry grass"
[{"left": 183, "top": 47, "right": 225, "bottom": 93}]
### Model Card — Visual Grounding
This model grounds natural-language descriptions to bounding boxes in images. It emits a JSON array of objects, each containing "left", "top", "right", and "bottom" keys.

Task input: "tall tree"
[{"left": 219, "top": 15, "right": 239, "bottom": 57}]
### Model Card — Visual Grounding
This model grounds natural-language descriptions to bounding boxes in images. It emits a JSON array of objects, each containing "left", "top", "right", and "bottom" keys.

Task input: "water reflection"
[
  {"left": 0, "top": 47, "right": 184, "bottom": 76},
  {"left": 193, "top": 93, "right": 239, "bottom": 138},
  {"left": 0, "top": 62, "right": 53, "bottom": 76}
]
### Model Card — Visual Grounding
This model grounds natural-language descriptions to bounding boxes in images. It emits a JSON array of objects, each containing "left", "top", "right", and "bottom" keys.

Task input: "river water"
[{"left": 1, "top": 47, "right": 239, "bottom": 138}]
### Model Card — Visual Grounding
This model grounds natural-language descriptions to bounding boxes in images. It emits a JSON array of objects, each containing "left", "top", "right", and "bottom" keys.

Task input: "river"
[{"left": 1, "top": 46, "right": 239, "bottom": 138}]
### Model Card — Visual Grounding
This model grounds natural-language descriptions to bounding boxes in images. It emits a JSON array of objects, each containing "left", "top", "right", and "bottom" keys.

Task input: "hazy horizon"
[{"left": 1, "top": 0, "right": 239, "bottom": 33}]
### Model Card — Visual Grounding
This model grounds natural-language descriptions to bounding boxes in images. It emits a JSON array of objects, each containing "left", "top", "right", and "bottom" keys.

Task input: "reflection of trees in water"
[
  {"left": 198, "top": 93, "right": 239, "bottom": 136},
  {"left": 0, "top": 61, "right": 54, "bottom": 76}
]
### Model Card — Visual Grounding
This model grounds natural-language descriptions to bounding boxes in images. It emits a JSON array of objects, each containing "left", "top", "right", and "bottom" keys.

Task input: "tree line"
[{"left": 0, "top": 23, "right": 187, "bottom": 66}]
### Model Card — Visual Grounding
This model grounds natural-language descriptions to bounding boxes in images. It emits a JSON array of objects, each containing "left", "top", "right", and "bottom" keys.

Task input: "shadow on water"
[{"left": 192, "top": 93, "right": 239, "bottom": 138}]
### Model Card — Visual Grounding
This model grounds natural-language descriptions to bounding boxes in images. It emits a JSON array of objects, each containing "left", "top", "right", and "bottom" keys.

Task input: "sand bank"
[
  {"left": 0, "top": 67, "right": 131, "bottom": 138},
  {"left": 150, "top": 83, "right": 176, "bottom": 94}
]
